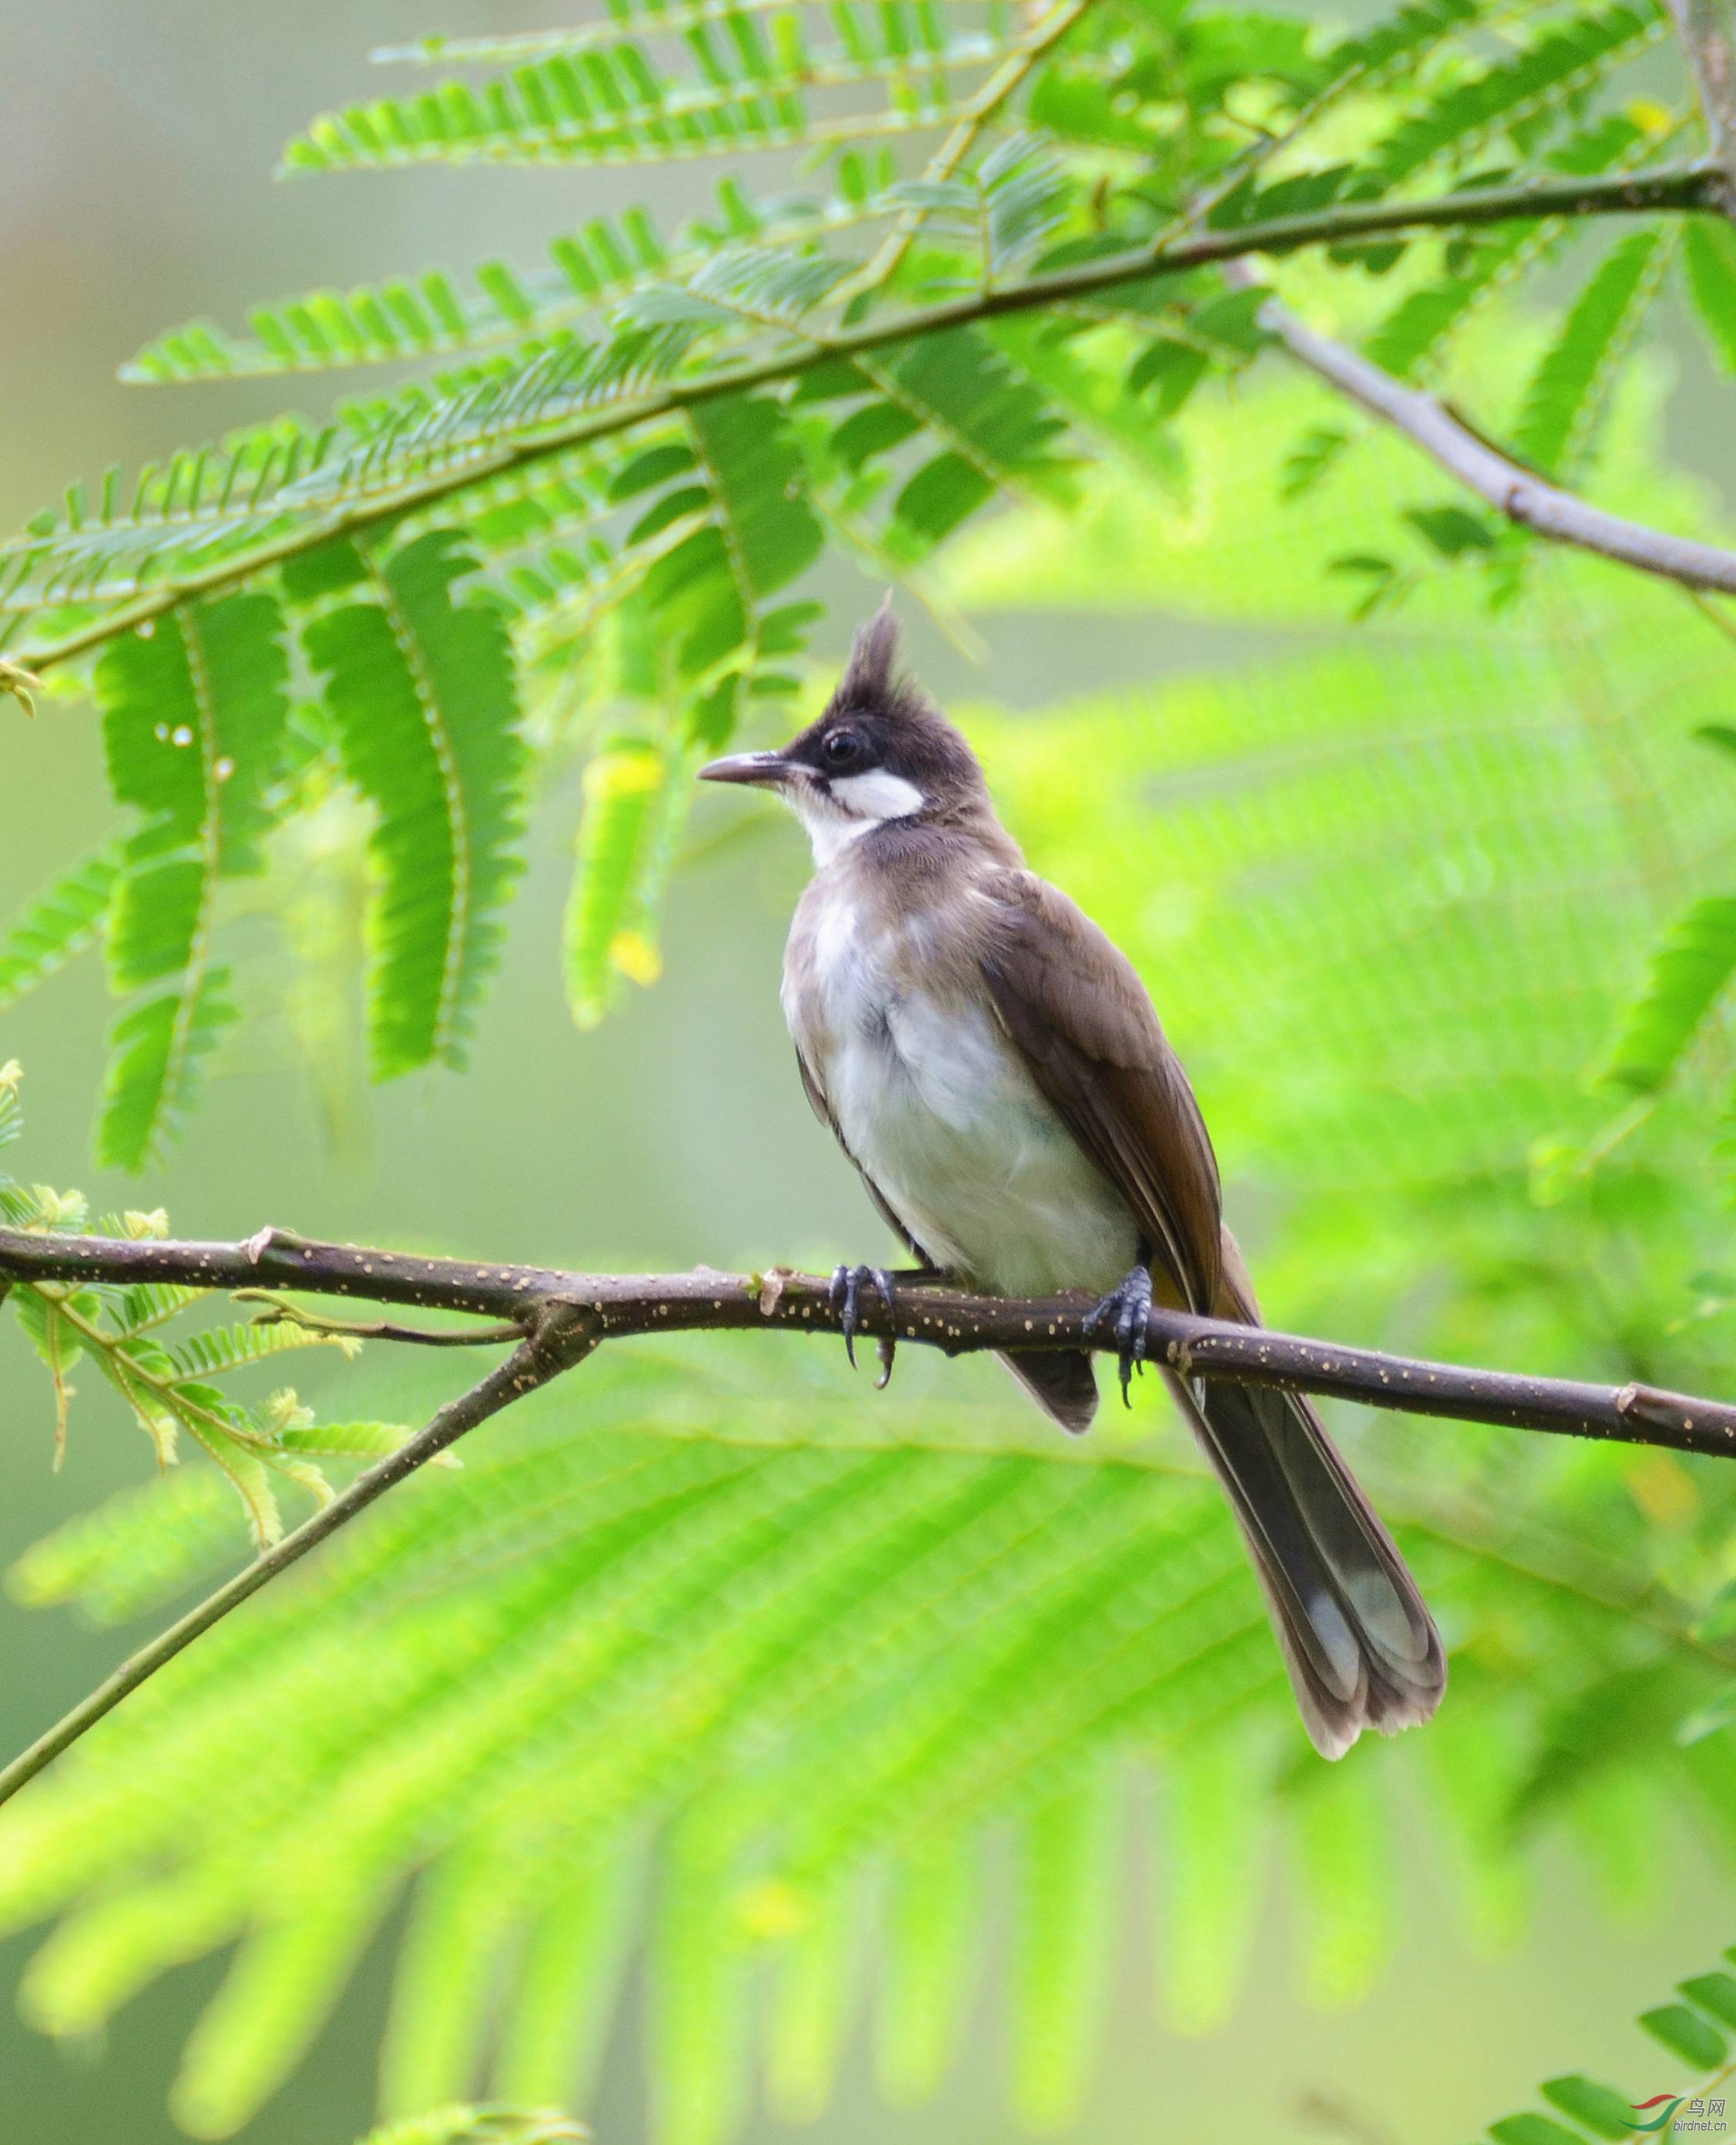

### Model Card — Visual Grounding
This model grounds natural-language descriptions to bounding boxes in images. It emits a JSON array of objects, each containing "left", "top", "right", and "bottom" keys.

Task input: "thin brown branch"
[
  {"left": 2, "top": 1223, "right": 1734, "bottom": 1457},
  {"left": 231, "top": 1287, "right": 524, "bottom": 1347},
  {"left": 1251, "top": 290, "right": 1736, "bottom": 595},
  {"left": 0, "top": 1299, "right": 599, "bottom": 1813},
  {"left": 5, "top": 1219, "right": 1736, "bottom": 1806}
]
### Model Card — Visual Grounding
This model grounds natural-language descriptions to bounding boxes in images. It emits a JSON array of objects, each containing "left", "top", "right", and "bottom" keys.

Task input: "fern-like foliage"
[
  {"left": 0, "top": 846, "right": 122, "bottom": 1014},
  {"left": 282, "top": 6, "right": 1013, "bottom": 175},
  {"left": 1604, "top": 894, "right": 1736, "bottom": 1096},
  {"left": 0, "top": 0, "right": 1728, "bottom": 1171},
  {"left": 8, "top": 395, "right": 1736, "bottom": 2138},
  {"left": 1511, "top": 225, "right": 1676, "bottom": 480},
  {"left": 289, "top": 531, "right": 527, "bottom": 1079},
  {"left": 94, "top": 592, "right": 291, "bottom": 1167}
]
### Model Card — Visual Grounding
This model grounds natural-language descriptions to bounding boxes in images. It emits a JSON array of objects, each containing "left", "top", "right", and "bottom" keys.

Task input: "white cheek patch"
[{"left": 829, "top": 769, "right": 926, "bottom": 824}]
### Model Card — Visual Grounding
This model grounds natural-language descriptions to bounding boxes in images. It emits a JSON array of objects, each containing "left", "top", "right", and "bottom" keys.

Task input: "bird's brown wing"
[
  {"left": 793, "top": 1043, "right": 932, "bottom": 1267},
  {"left": 979, "top": 869, "right": 1223, "bottom": 1314},
  {"left": 982, "top": 874, "right": 1444, "bottom": 1750}
]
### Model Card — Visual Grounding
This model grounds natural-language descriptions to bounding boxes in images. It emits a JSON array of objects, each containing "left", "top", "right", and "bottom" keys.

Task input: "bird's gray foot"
[
  {"left": 1086, "top": 1264, "right": 1153, "bottom": 1407},
  {"left": 830, "top": 1263, "right": 897, "bottom": 1371}
]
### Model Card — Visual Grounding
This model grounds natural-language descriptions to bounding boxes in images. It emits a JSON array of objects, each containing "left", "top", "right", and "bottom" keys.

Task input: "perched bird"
[{"left": 699, "top": 607, "right": 1445, "bottom": 1757}]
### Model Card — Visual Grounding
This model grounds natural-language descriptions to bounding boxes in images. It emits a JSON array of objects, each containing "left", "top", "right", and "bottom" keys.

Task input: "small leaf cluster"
[
  {"left": 0, "top": 1064, "right": 412, "bottom": 1546},
  {"left": 1479, "top": 1939, "right": 1736, "bottom": 2142}
]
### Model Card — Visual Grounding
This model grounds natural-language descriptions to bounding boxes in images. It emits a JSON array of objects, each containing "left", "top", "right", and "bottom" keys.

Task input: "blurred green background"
[{"left": 8, "top": 5, "right": 1736, "bottom": 2142}]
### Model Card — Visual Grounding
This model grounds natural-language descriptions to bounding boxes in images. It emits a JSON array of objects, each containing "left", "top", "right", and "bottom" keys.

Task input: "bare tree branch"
[
  {"left": 0, "top": 1298, "right": 600, "bottom": 1812},
  {"left": 5, "top": 1218, "right": 1735, "bottom": 1806},
  {"left": 2, "top": 1223, "right": 1733, "bottom": 1456},
  {"left": 1251, "top": 290, "right": 1736, "bottom": 595}
]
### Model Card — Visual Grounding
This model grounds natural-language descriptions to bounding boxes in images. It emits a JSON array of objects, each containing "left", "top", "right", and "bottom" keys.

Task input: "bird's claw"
[
  {"left": 830, "top": 1263, "right": 897, "bottom": 1373},
  {"left": 1085, "top": 1265, "right": 1153, "bottom": 1408}
]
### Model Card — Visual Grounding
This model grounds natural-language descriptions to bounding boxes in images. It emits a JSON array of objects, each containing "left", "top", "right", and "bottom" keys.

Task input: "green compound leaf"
[
  {"left": 564, "top": 742, "right": 687, "bottom": 1029},
  {"left": 1366, "top": 2, "right": 1665, "bottom": 191},
  {"left": 294, "top": 531, "right": 528, "bottom": 1080},
  {"left": 94, "top": 591, "right": 290, "bottom": 1169},
  {"left": 1602, "top": 893, "right": 1736, "bottom": 1094},
  {"left": 279, "top": 13, "right": 1010, "bottom": 177},
  {"left": 663, "top": 390, "right": 824, "bottom": 678},
  {"left": 95, "top": 972, "right": 240, "bottom": 1175},
  {"left": 1010, "top": 1773, "right": 1119, "bottom": 2130},
  {"left": 1511, "top": 225, "right": 1671, "bottom": 480},
  {"left": 873, "top": 1832, "right": 981, "bottom": 2108},
  {"left": 0, "top": 845, "right": 121, "bottom": 1013},
  {"left": 1683, "top": 218, "right": 1736, "bottom": 374}
]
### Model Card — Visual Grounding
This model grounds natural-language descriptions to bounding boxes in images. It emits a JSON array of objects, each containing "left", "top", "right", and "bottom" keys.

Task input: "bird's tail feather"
[
  {"left": 1163, "top": 1369, "right": 1445, "bottom": 1758},
  {"left": 999, "top": 1348, "right": 1098, "bottom": 1434}
]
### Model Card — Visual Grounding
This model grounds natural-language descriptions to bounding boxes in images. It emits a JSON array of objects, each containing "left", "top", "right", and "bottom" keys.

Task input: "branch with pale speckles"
[{"left": 4, "top": 1217, "right": 1735, "bottom": 1808}]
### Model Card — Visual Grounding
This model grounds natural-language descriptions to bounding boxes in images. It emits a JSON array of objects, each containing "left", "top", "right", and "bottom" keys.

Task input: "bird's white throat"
[{"left": 791, "top": 769, "right": 927, "bottom": 868}]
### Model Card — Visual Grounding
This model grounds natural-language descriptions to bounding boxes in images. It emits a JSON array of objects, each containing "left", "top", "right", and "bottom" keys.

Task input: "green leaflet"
[
  {"left": 762, "top": 1870, "right": 860, "bottom": 2124},
  {"left": 1360, "top": 113, "right": 1654, "bottom": 384},
  {"left": 0, "top": 844, "right": 121, "bottom": 1012},
  {"left": 1287, "top": 1753, "right": 1397, "bottom": 2008},
  {"left": 873, "top": 1831, "right": 981, "bottom": 2107},
  {"left": 1511, "top": 226, "right": 1672, "bottom": 479},
  {"left": 656, "top": 391, "right": 824, "bottom": 676},
  {"left": 850, "top": 327, "right": 1072, "bottom": 560},
  {"left": 492, "top": 1851, "right": 643, "bottom": 2109},
  {"left": 8, "top": 1466, "right": 249, "bottom": 1628},
  {"left": 650, "top": 1806, "right": 755, "bottom": 2145},
  {"left": 352, "top": 2113, "right": 586, "bottom": 2145},
  {"left": 1540, "top": 2072, "right": 1651, "bottom": 2140},
  {"left": 1366, "top": 2, "right": 1665, "bottom": 189},
  {"left": 0, "top": 429, "right": 330, "bottom": 615},
  {"left": 293, "top": 530, "right": 528, "bottom": 1079},
  {"left": 1010, "top": 1773, "right": 1120, "bottom": 2130},
  {"left": 564, "top": 742, "right": 688, "bottom": 1028},
  {"left": 1155, "top": 1730, "right": 1267, "bottom": 2033},
  {"left": 123, "top": 186, "right": 890, "bottom": 384},
  {"left": 93, "top": 1009, "right": 219, "bottom": 1186},
  {"left": 279, "top": 15, "right": 1006, "bottom": 176},
  {"left": 94, "top": 592, "right": 291, "bottom": 1169},
  {"left": 169, "top": 1865, "right": 399, "bottom": 2137},
  {"left": 381, "top": 1839, "right": 524, "bottom": 2116},
  {"left": 1684, "top": 218, "right": 1736, "bottom": 374},
  {"left": 1602, "top": 893, "right": 1736, "bottom": 1094}
]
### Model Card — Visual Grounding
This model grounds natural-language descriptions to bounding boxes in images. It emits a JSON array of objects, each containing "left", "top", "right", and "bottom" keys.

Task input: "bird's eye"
[{"left": 822, "top": 728, "right": 864, "bottom": 770}]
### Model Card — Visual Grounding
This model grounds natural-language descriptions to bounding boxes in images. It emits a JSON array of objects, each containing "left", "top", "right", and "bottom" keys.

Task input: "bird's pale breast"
[{"left": 785, "top": 882, "right": 1139, "bottom": 1296}]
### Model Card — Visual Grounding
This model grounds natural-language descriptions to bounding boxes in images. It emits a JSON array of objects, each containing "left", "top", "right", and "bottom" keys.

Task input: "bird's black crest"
[
  {"left": 836, "top": 599, "right": 903, "bottom": 707},
  {"left": 768, "top": 599, "right": 987, "bottom": 812},
  {"left": 826, "top": 597, "right": 933, "bottom": 728}
]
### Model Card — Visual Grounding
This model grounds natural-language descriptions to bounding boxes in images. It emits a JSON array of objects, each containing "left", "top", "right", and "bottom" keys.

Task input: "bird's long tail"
[{"left": 1163, "top": 1361, "right": 1444, "bottom": 1758}]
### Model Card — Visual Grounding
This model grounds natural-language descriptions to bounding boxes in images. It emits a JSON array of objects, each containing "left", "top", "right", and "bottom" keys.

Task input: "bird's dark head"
[{"left": 697, "top": 605, "right": 986, "bottom": 864}]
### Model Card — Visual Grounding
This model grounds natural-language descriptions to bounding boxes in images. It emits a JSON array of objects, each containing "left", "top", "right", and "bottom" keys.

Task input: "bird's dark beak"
[{"left": 696, "top": 750, "right": 794, "bottom": 789}]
